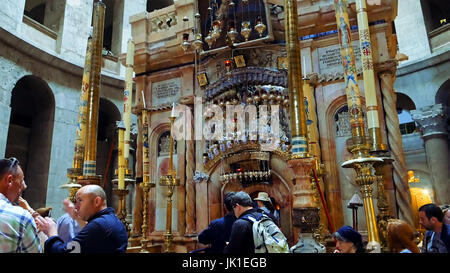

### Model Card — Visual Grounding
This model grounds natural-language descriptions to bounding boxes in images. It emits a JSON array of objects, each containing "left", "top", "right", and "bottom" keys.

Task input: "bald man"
[{"left": 37, "top": 185, "right": 128, "bottom": 253}]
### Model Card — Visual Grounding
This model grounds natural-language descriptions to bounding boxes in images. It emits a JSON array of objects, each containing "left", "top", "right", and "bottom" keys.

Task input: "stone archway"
[
  {"left": 5, "top": 75, "right": 55, "bottom": 209},
  {"left": 435, "top": 79, "right": 450, "bottom": 139},
  {"left": 207, "top": 152, "right": 295, "bottom": 245},
  {"left": 96, "top": 98, "right": 121, "bottom": 208}
]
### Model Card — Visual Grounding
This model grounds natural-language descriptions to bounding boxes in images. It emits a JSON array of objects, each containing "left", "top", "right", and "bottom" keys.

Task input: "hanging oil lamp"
[
  {"left": 181, "top": 33, "right": 190, "bottom": 52},
  {"left": 241, "top": 21, "right": 251, "bottom": 41},
  {"left": 227, "top": 21, "right": 238, "bottom": 44},
  {"left": 254, "top": 15, "right": 266, "bottom": 37},
  {"left": 193, "top": 33, "right": 203, "bottom": 51},
  {"left": 225, "top": 59, "right": 232, "bottom": 80},
  {"left": 212, "top": 20, "right": 222, "bottom": 41},
  {"left": 205, "top": 30, "right": 214, "bottom": 49}
]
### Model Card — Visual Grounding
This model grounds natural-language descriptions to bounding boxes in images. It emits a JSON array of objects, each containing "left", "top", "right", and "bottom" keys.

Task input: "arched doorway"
[
  {"left": 435, "top": 79, "right": 450, "bottom": 144},
  {"left": 396, "top": 92, "right": 417, "bottom": 135},
  {"left": 210, "top": 154, "right": 295, "bottom": 245},
  {"left": 5, "top": 75, "right": 55, "bottom": 209},
  {"left": 96, "top": 98, "right": 121, "bottom": 208}
]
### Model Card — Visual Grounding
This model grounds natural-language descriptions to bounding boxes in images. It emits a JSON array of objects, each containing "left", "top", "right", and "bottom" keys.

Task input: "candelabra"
[
  {"left": 159, "top": 115, "right": 180, "bottom": 253},
  {"left": 113, "top": 121, "right": 131, "bottom": 236}
]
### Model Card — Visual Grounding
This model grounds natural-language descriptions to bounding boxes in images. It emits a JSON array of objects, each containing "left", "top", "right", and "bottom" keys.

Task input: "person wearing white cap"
[{"left": 254, "top": 192, "right": 279, "bottom": 226}]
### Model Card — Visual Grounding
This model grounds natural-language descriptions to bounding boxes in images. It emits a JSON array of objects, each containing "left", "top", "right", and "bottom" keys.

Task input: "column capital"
[{"left": 411, "top": 104, "right": 448, "bottom": 139}]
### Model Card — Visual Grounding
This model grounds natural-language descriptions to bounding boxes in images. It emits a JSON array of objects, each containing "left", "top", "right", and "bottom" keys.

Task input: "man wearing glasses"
[{"left": 0, "top": 157, "right": 41, "bottom": 253}]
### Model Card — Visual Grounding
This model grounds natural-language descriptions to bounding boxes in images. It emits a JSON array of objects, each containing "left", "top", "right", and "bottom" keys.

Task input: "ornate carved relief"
[{"left": 411, "top": 104, "right": 448, "bottom": 139}]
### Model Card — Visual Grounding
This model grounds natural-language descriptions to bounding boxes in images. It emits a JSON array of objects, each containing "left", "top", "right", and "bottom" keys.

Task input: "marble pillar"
[{"left": 411, "top": 104, "right": 449, "bottom": 205}]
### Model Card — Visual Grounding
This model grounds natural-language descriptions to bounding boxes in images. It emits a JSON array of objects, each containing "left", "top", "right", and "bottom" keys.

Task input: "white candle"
[
  {"left": 141, "top": 90, "right": 146, "bottom": 108},
  {"left": 171, "top": 102, "right": 176, "bottom": 117}
]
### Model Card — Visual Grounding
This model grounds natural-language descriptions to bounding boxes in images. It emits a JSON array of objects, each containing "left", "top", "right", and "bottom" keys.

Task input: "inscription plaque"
[
  {"left": 152, "top": 78, "right": 181, "bottom": 106},
  {"left": 318, "top": 42, "right": 362, "bottom": 74}
]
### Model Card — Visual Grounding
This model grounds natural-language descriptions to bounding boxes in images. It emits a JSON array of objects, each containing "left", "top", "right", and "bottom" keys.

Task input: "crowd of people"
[
  {"left": 0, "top": 157, "right": 127, "bottom": 253},
  {"left": 1, "top": 157, "right": 449, "bottom": 253}
]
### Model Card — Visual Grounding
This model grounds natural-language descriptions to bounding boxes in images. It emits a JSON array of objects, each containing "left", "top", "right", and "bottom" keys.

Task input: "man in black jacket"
[
  {"left": 198, "top": 192, "right": 236, "bottom": 253},
  {"left": 224, "top": 191, "right": 262, "bottom": 254},
  {"left": 36, "top": 185, "right": 128, "bottom": 253}
]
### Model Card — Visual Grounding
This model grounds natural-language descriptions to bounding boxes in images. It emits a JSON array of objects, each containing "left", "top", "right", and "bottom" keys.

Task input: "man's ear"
[
  {"left": 94, "top": 196, "right": 102, "bottom": 207},
  {"left": 5, "top": 174, "right": 13, "bottom": 186}
]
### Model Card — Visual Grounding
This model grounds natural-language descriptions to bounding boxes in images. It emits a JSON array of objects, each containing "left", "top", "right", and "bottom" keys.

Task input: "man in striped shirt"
[{"left": 0, "top": 157, "right": 41, "bottom": 253}]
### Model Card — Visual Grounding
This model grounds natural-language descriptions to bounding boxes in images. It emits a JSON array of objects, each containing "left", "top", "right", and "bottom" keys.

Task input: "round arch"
[
  {"left": 207, "top": 151, "right": 295, "bottom": 244},
  {"left": 6, "top": 75, "right": 55, "bottom": 209},
  {"left": 96, "top": 98, "right": 121, "bottom": 209}
]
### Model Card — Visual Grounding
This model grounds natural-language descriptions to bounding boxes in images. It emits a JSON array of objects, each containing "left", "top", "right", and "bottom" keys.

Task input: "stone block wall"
[{"left": 394, "top": 0, "right": 431, "bottom": 63}]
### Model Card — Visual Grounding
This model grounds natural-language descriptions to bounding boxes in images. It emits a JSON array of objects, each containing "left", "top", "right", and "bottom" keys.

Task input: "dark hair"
[
  {"left": 224, "top": 192, "right": 235, "bottom": 211},
  {"left": 262, "top": 200, "right": 274, "bottom": 211},
  {"left": 231, "top": 191, "right": 253, "bottom": 208},
  {"left": 419, "top": 203, "right": 443, "bottom": 222},
  {"left": 0, "top": 157, "right": 20, "bottom": 179}
]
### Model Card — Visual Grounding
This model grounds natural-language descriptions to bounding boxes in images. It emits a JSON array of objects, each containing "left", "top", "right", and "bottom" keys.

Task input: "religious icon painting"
[
  {"left": 233, "top": 55, "right": 246, "bottom": 68},
  {"left": 277, "top": 56, "right": 288, "bottom": 70},
  {"left": 197, "top": 73, "right": 209, "bottom": 87}
]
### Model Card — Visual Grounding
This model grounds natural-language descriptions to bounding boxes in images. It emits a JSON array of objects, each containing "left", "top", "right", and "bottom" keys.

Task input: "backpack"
[{"left": 244, "top": 213, "right": 289, "bottom": 253}]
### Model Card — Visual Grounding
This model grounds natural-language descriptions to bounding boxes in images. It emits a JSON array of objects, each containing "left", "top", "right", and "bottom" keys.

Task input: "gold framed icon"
[
  {"left": 233, "top": 55, "right": 246, "bottom": 68},
  {"left": 277, "top": 56, "right": 288, "bottom": 70},
  {"left": 197, "top": 73, "right": 209, "bottom": 87}
]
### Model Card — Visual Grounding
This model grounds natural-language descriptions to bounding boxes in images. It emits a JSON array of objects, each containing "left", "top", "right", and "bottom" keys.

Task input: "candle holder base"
[{"left": 113, "top": 188, "right": 131, "bottom": 237}]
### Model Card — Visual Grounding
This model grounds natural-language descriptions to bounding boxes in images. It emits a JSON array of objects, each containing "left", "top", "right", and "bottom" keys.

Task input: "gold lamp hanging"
[
  {"left": 241, "top": 21, "right": 251, "bottom": 41},
  {"left": 205, "top": 30, "right": 214, "bottom": 48},
  {"left": 254, "top": 15, "right": 266, "bottom": 37},
  {"left": 181, "top": 33, "right": 191, "bottom": 52},
  {"left": 227, "top": 21, "right": 238, "bottom": 44},
  {"left": 211, "top": 20, "right": 222, "bottom": 41},
  {"left": 193, "top": 33, "right": 203, "bottom": 51}
]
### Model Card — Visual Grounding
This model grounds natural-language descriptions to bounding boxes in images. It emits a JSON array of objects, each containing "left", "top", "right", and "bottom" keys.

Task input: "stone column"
[
  {"left": 377, "top": 61, "right": 414, "bottom": 227},
  {"left": 411, "top": 104, "right": 449, "bottom": 205}
]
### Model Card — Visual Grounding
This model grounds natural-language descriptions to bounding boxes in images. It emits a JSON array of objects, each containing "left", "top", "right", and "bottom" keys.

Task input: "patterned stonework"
[{"left": 411, "top": 104, "right": 448, "bottom": 139}]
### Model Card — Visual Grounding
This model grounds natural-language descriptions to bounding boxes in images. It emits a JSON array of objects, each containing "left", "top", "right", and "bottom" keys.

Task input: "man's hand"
[
  {"left": 63, "top": 199, "right": 77, "bottom": 219},
  {"left": 18, "top": 196, "right": 33, "bottom": 212},
  {"left": 35, "top": 216, "right": 58, "bottom": 237},
  {"left": 62, "top": 199, "right": 86, "bottom": 228}
]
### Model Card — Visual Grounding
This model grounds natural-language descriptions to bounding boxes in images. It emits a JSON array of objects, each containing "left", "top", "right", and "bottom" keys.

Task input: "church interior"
[{"left": 0, "top": 0, "right": 449, "bottom": 253}]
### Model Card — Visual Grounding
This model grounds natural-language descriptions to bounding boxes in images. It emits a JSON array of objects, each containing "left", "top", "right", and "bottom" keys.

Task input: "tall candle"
[
  {"left": 124, "top": 39, "right": 135, "bottom": 162},
  {"left": 171, "top": 102, "right": 176, "bottom": 117},
  {"left": 117, "top": 121, "right": 125, "bottom": 190}
]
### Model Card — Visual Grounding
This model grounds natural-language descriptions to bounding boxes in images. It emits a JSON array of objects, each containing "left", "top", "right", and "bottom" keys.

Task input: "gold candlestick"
[
  {"left": 113, "top": 121, "right": 130, "bottom": 236},
  {"left": 117, "top": 121, "right": 126, "bottom": 190},
  {"left": 140, "top": 108, "right": 155, "bottom": 252},
  {"left": 81, "top": 0, "right": 105, "bottom": 185},
  {"left": 335, "top": 0, "right": 382, "bottom": 252},
  {"left": 285, "top": 0, "right": 308, "bottom": 158},
  {"left": 62, "top": 32, "right": 93, "bottom": 201},
  {"left": 113, "top": 187, "right": 130, "bottom": 237},
  {"left": 159, "top": 115, "right": 179, "bottom": 253}
]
